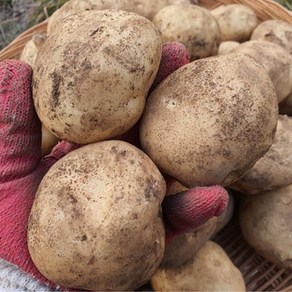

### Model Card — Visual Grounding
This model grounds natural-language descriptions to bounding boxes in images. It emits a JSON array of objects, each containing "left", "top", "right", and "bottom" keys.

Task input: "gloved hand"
[{"left": 0, "top": 42, "right": 228, "bottom": 291}]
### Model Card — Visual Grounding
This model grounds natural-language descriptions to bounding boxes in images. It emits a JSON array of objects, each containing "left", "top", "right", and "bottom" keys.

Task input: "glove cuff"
[{"left": 0, "top": 258, "right": 59, "bottom": 291}]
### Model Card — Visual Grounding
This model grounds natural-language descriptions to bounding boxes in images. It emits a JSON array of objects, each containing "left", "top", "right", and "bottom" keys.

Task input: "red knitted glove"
[{"left": 0, "top": 43, "right": 227, "bottom": 290}]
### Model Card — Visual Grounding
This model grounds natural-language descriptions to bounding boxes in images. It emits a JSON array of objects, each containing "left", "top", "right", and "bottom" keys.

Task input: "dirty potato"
[
  {"left": 140, "top": 54, "right": 278, "bottom": 187},
  {"left": 231, "top": 40, "right": 292, "bottom": 102},
  {"left": 152, "top": 4, "right": 221, "bottom": 60},
  {"left": 240, "top": 184, "right": 292, "bottom": 269},
  {"left": 151, "top": 241, "right": 246, "bottom": 291},
  {"left": 34, "top": 10, "right": 162, "bottom": 144},
  {"left": 251, "top": 19, "right": 292, "bottom": 55},
  {"left": 47, "top": 0, "right": 191, "bottom": 33},
  {"left": 28, "top": 140, "right": 166, "bottom": 291},
  {"left": 211, "top": 4, "right": 258, "bottom": 42},
  {"left": 218, "top": 41, "right": 240, "bottom": 55},
  {"left": 232, "top": 115, "right": 292, "bottom": 194}
]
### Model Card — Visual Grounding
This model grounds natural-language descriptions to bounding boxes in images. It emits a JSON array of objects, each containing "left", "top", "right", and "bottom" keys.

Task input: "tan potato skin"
[
  {"left": 34, "top": 10, "right": 162, "bottom": 144},
  {"left": 231, "top": 40, "right": 292, "bottom": 103},
  {"left": 161, "top": 218, "right": 217, "bottom": 268},
  {"left": 218, "top": 41, "right": 240, "bottom": 55},
  {"left": 211, "top": 4, "right": 258, "bottom": 42},
  {"left": 239, "top": 185, "right": 292, "bottom": 269},
  {"left": 152, "top": 5, "right": 221, "bottom": 60},
  {"left": 251, "top": 19, "right": 292, "bottom": 55},
  {"left": 140, "top": 54, "right": 278, "bottom": 187},
  {"left": 28, "top": 140, "right": 166, "bottom": 290},
  {"left": 41, "top": 125, "right": 59, "bottom": 157},
  {"left": 232, "top": 115, "right": 292, "bottom": 194},
  {"left": 151, "top": 241, "right": 246, "bottom": 291},
  {"left": 47, "top": 0, "right": 191, "bottom": 33}
]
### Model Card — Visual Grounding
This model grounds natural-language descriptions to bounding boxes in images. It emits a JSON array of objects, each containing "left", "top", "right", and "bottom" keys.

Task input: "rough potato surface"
[
  {"left": 232, "top": 40, "right": 292, "bottom": 102},
  {"left": 47, "top": 0, "right": 190, "bottom": 33},
  {"left": 152, "top": 5, "right": 221, "bottom": 60},
  {"left": 240, "top": 185, "right": 292, "bottom": 269},
  {"left": 211, "top": 4, "right": 258, "bottom": 42},
  {"left": 151, "top": 241, "right": 246, "bottom": 291},
  {"left": 34, "top": 10, "right": 162, "bottom": 144},
  {"left": 140, "top": 54, "right": 278, "bottom": 187},
  {"left": 251, "top": 19, "right": 292, "bottom": 55},
  {"left": 28, "top": 140, "right": 166, "bottom": 291},
  {"left": 233, "top": 115, "right": 292, "bottom": 194}
]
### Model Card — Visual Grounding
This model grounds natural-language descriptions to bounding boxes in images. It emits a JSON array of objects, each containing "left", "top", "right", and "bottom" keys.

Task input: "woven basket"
[{"left": 0, "top": 0, "right": 291, "bottom": 291}]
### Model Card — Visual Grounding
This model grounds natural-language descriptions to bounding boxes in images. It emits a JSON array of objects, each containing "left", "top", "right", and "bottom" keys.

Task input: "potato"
[
  {"left": 211, "top": 4, "right": 258, "bottom": 42},
  {"left": 151, "top": 241, "right": 246, "bottom": 291},
  {"left": 41, "top": 125, "right": 59, "bottom": 157},
  {"left": 140, "top": 54, "right": 278, "bottom": 187},
  {"left": 251, "top": 19, "right": 292, "bottom": 55},
  {"left": 161, "top": 218, "right": 217, "bottom": 268},
  {"left": 34, "top": 10, "right": 162, "bottom": 144},
  {"left": 231, "top": 40, "right": 292, "bottom": 102},
  {"left": 47, "top": 0, "right": 191, "bottom": 33},
  {"left": 218, "top": 41, "right": 240, "bottom": 55},
  {"left": 232, "top": 115, "right": 292, "bottom": 195},
  {"left": 152, "top": 5, "right": 221, "bottom": 60},
  {"left": 166, "top": 179, "right": 188, "bottom": 196},
  {"left": 28, "top": 140, "right": 166, "bottom": 290},
  {"left": 20, "top": 32, "right": 47, "bottom": 67},
  {"left": 239, "top": 184, "right": 292, "bottom": 269}
]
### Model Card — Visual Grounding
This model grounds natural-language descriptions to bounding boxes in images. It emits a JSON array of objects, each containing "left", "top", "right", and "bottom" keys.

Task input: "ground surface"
[{"left": 0, "top": 0, "right": 291, "bottom": 50}]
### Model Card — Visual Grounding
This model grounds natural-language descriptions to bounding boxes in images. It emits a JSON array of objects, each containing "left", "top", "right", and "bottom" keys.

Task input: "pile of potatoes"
[{"left": 18, "top": 0, "right": 292, "bottom": 291}]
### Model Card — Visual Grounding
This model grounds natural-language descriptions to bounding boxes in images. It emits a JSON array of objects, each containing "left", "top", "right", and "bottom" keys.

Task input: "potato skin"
[
  {"left": 47, "top": 0, "right": 191, "bottom": 33},
  {"left": 28, "top": 140, "right": 166, "bottom": 290},
  {"left": 151, "top": 241, "right": 246, "bottom": 291},
  {"left": 232, "top": 115, "right": 292, "bottom": 194},
  {"left": 231, "top": 40, "right": 292, "bottom": 102},
  {"left": 34, "top": 10, "right": 162, "bottom": 144},
  {"left": 239, "top": 185, "right": 292, "bottom": 269},
  {"left": 140, "top": 54, "right": 278, "bottom": 187},
  {"left": 218, "top": 41, "right": 239, "bottom": 55},
  {"left": 152, "top": 5, "right": 221, "bottom": 60},
  {"left": 161, "top": 218, "right": 217, "bottom": 268},
  {"left": 251, "top": 19, "right": 292, "bottom": 55},
  {"left": 211, "top": 4, "right": 258, "bottom": 42}
]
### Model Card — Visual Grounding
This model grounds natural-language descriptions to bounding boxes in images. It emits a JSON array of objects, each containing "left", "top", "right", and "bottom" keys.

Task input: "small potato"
[
  {"left": 232, "top": 115, "right": 292, "bottom": 195},
  {"left": 218, "top": 41, "right": 240, "bottom": 55},
  {"left": 166, "top": 179, "right": 188, "bottom": 196},
  {"left": 140, "top": 54, "right": 278, "bottom": 187},
  {"left": 20, "top": 32, "right": 47, "bottom": 68},
  {"left": 152, "top": 5, "right": 221, "bottom": 60},
  {"left": 231, "top": 40, "right": 292, "bottom": 102},
  {"left": 34, "top": 10, "right": 162, "bottom": 144},
  {"left": 251, "top": 19, "right": 292, "bottom": 55},
  {"left": 211, "top": 4, "right": 258, "bottom": 42},
  {"left": 47, "top": 0, "right": 191, "bottom": 33},
  {"left": 28, "top": 140, "right": 166, "bottom": 290},
  {"left": 41, "top": 125, "right": 59, "bottom": 157},
  {"left": 240, "top": 184, "right": 292, "bottom": 269},
  {"left": 161, "top": 218, "right": 217, "bottom": 268},
  {"left": 151, "top": 241, "right": 246, "bottom": 291}
]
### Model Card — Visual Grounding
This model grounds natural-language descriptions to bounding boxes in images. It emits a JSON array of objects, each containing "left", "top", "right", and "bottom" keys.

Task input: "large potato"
[
  {"left": 28, "top": 140, "right": 166, "bottom": 290},
  {"left": 211, "top": 4, "right": 258, "bottom": 42},
  {"left": 251, "top": 19, "right": 292, "bottom": 55},
  {"left": 161, "top": 218, "right": 217, "bottom": 268},
  {"left": 47, "top": 0, "right": 191, "bottom": 33},
  {"left": 231, "top": 40, "right": 292, "bottom": 102},
  {"left": 152, "top": 5, "right": 221, "bottom": 60},
  {"left": 232, "top": 115, "right": 292, "bottom": 194},
  {"left": 34, "top": 10, "right": 162, "bottom": 144},
  {"left": 240, "top": 184, "right": 292, "bottom": 269},
  {"left": 140, "top": 54, "right": 278, "bottom": 187},
  {"left": 151, "top": 241, "right": 246, "bottom": 291}
]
